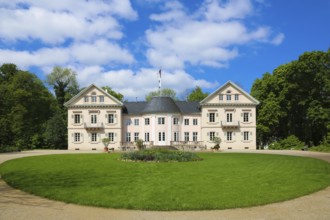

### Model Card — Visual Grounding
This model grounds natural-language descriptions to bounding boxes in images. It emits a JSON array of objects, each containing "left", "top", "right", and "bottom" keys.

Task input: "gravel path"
[{"left": 1, "top": 150, "right": 330, "bottom": 220}]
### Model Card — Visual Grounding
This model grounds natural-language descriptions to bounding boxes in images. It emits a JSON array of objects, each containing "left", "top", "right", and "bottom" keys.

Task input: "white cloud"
[
  {"left": 0, "top": 0, "right": 137, "bottom": 44},
  {"left": 270, "top": 33, "right": 285, "bottom": 46},
  {"left": 73, "top": 67, "right": 218, "bottom": 100},
  {"left": 145, "top": 0, "right": 284, "bottom": 69},
  {"left": 0, "top": 39, "right": 135, "bottom": 69}
]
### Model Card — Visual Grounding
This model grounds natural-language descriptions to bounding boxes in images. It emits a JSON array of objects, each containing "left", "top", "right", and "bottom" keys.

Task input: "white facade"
[{"left": 64, "top": 81, "right": 259, "bottom": 151}]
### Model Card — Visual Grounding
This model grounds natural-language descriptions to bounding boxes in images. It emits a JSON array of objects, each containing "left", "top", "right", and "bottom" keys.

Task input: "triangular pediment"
[
  {"left": 64, "top": 84, "right": 123, "bottom": 107},
  {"left": 200, "top": 81, "right": 259, "bottom": 105}
]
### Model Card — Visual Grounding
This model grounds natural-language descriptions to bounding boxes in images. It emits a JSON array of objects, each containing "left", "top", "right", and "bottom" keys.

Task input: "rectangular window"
[
  {"left": 108, "top": 132, "right": 114, "bottom": 142},
  {"left": 91, "top": 133, "right": 97, "bottom": 142},
  {"left": 174, "top": 132, "right": 179, "bottom": 141},
  {"left": 134, "top": 132, "right": 139, "bottom": 141},
  {"left": 219, "top": 94, "right": 223, "bottom": 100},
  {"left": 134, "top": 119, "right": 139, "bottom": 126},
  {"left": 193, "top": 132, "right": 198, "bottom": 141},
  {"left": 209, "top": 113, "right": 215, "bottom": 122},
  {"left": 184, "top": 119, "right": 189, "bottom": 125},
  {"left": 126, "top": 132, "right": 131, "bottom": 142},
  {"left": 235, "top": 94, "right": 239, "bottom": 101},
  {"left": 227, "top": 132, "right": 233, "bottom": 141},
  {"left": 184, "top": 132, "right": 189, "bottom": 142},
  {"left": 209, "top": 132, "right": 215, "bottom": 141},
  {"left": 158, "top": 117, "right": 165, "bottom": 125},
  {"left": 227, "top": 113, "right": 233, "bottom": 122},
  {"left": 227, "top": 95, "right": 231, "bottom": 101},
  {"left": 74, "top": 133, "right": 80, "bottom": 142},
  {"left": 91, "top": 114, "right": 97, "bottom": 124},
  {"left": 108, "top": 114, "right": 114, "bottom": 124},
  {"left": 158, "top": 132, "right": 165, "bottom": 141},
  {"left": 145, "top": 118, "right": 150, "bottom": 125},
  {"left": 173, "top": 118, "right": 179, "bottom": 125},
  {"left": 244, "top": 131, "right": 249, "bottom": 141},
  {"left": 84, "top": 96, "right": 89, "bottom": 102},
  {"left": 145, "top": 132, "right": 150, "bottom": 142},
  {"left": 74, "top": 114, "right": 80, "bottom": 124},
  {"left": 193, "top": 119, "right": 198, "bottom": 125},
  {"left": 243, "top": 112, "right": 249, "bottom": 122},
  {"left": 99, "top": 96, "right": 104, "bottom": 102},
  {"left": 91, "top": 96, "right": 97, "bottom": 102}
]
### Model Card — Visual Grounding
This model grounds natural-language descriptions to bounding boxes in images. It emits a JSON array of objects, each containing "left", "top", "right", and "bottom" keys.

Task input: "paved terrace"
[{"left": 0, "top": 149, "right": 330, "bottom": 220}]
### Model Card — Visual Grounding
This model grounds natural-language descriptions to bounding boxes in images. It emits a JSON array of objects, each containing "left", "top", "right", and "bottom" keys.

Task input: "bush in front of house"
[
  {"left": 269, "top": 135, "right": 305, "bottom": 150},
  {"left": 121, "top": 149, "right": 202, "bottom": 162}
]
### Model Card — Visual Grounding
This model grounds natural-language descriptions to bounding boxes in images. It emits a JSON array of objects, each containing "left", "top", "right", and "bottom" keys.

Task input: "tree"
[
  {"left": 187, "top": 86, "right": 209, "bottom": 101},
  {"left": 145, "top": 88, "right": 177, "bottom": 101},
  {"left": 0, "top": 64, "right": 55, "bottom": 150},
  {"left": 102, "top": 86, "right": 124, "bottom": 102},
  {"left": 251, "top": 49, "right": 330, "bottom": 148},
  {"left": 44, "top": 110, "right": 67, "bottom": 149},
  {"left": 47, "top": 66, "right": 79, "bottom": 108}
]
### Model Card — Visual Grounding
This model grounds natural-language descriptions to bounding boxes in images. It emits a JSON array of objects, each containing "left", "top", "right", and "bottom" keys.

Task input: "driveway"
[{"left": 0, "top": 150, "right": 330, "bottom": 220}]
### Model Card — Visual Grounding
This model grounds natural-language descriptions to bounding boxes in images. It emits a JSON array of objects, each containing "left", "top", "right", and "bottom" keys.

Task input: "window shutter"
[
  {"left": 241, "top": 132, "right": 243, "bottom": 135},
  {"left": 250, "top": 132, "right": 252, "bottom": 135},
  {"left": 81, "top": 133, "right": 84, "bottom": 142},
  {"left": 233, "top": 132, "right": 235, "bottom": 136},
  {"left": 115, "top": 114, "right": 117, "bottom": 118},
  {"left": 207, "top": 132, "right": 209, "bottom": 136},
  {"left": 114, "top": 133, "right": 117, "bottom": 142},
  {"left": 216, "top": 113, "right": 218, "bottom": 117},
  {"left": 207, "top": 113, "right": 209, "bottom": 117},
  {"left": 71, "top": 114, "right": 74, "bottom": 119},
  {"left": 105, "top": 114, "right": 108, "bottom": 118},
  {"left": 241, "top": 113, "right": 243, "bottom": 117},
  {"left": 250, "top": 113, "right": 252, "bottom": 117},
  {"left": 224, "top": 132, "right": 227, "bottom": 136},
  {"left": 88, "top": 133, "right": 91, "bottom": 143},
  {"left": 216, "top": 132, "right": 219, "bottom": 136},
  {"left": 71, "top": 133, "right": 74, "bottom": 143}
]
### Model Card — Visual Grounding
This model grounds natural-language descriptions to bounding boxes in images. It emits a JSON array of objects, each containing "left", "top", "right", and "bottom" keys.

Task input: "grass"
[{"left": 0, "top": 153, "right": 329, "bottom": 210}]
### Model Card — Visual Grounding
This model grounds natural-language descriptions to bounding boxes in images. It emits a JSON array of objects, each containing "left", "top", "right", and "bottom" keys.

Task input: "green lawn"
[{"left": 0, "top": 153, "right": 329, "bottom": 210}]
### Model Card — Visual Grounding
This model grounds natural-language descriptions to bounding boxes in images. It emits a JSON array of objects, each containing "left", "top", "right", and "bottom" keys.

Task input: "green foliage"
[
  {"left": 145, "top": 88, "right": 177, "bottom": 101},
  {"left": 251, "top": 50, "right": 330, "bottom": 147},
  {"left": 121, "top": 149, "right": 202, "bottom": 162},
  {"left": 135, "top": 139, "right": 144, "bottom": 150},
  {"left": 43, "top": 111, "right": 67, "bottom": 149},
  {"left": 46, "top": 66, "right": 79, "bottom": 108},
  {"left": 102, "top": 138, "right": 110, "bottom": 148},
  {"left": 1, "top": 154, "right": 329, "bottom": 210},
  {"left": 0, "top": 64, "right": 55, "bottom": 150},
  {"left": 187, "top": 86, "right": 209, "bottom": 101},
  {"left": 101, "top": 86, "right": 124, "bottom": 101},
  {"left": 269, "top": 135, "right": 305, "bottom": 150}
]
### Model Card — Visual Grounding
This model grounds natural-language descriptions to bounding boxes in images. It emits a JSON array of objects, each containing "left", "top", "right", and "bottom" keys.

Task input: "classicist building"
[{"left": 64, "top": 81, "right": 259, "bottom": 151}]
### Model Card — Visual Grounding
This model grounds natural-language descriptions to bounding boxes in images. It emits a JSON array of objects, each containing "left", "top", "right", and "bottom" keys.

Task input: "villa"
[{"left": 64, "top": 81, "right": 259, "bottom": 151}]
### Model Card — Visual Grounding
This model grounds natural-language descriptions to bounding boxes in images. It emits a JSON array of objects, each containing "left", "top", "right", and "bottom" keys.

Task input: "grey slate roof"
[{"left": 123, "top": 97, "right": 200, "bottom": 115}]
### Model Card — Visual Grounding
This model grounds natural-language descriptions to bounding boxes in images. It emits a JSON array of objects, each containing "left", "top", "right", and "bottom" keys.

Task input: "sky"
[{"left": 0, "top": 0, "right": 329, "bottom": 100}]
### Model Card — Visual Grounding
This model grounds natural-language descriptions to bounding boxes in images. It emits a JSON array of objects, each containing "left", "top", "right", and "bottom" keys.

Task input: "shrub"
[
  {"left": 121, "top": 149, "right": 202, "bottom": 162},
  {"left": 269, "top": 135, "right": 305, "bottom": 150},
  {"left": 135, "top": 139, "right": 144, "bottom": 151}
]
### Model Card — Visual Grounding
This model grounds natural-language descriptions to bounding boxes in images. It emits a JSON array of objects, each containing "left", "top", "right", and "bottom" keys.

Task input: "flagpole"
[{"left": 158, "top": 69, "right": 161, "bottom": 97}]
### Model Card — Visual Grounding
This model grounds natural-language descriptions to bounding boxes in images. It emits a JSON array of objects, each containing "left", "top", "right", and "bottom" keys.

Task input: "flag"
[{"left": 159, "top": 69, "right": 161, "bottom": 78}]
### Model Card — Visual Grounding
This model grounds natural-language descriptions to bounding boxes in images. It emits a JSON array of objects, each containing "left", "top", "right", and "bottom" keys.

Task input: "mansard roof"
[{"left": 123, "top": 97, "right": 201, "bottom": 115}]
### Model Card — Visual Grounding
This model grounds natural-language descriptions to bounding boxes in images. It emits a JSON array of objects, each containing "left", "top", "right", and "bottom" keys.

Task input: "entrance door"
[{"left": 158, "top": 132, "right": 166, "bottom": 145}]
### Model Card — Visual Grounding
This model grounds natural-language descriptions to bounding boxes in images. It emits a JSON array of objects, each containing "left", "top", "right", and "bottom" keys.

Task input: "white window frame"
[
  {"left": 193, "top": 132, "right": 198, "bottom": 141},
  {"left": 174, "top": 132, "right": 179, "bottom": 141},
  {"left": 227, "top": 113, "right": 233, "bottom": 122},
  {"left": 158, "top": 117, "right": 165, "bottom": 125},
  {"left": 84, "top": 96, "right": 89, "bottom": 102},
  {"left": 145, "top": 118, "right": 150, "bottom": 125},
  {"left": 235, "top": 94, "right": 239, "bottom": 101},
  {"left": 158, "top": 132, "right": 165, "bottom": 141},
  {"left": 243, "top": 112, "right": 249, "bottom": 122},
  {"left": 91, "top": 133, "right": 97, "bottom": 142},
  {"left": 227, "top": 132, "right": 233, "bottom": 141},
  {"left": 173, "top": 118, "right": 179, "bottom": 125},
  {"left": 193, "top": 119, "right": 198, "bottom": 125},
  {"left": 99, "top": 96, "right": 104, "bottom": 102},
  {"left": 74, "top": 114, "right": 80, "bottom": 124},
  {"left": 243, "top": 131, "right": 249, "bottom": 141},
  {"left": 91, "top": 96, "right": 97, "bottom": 102},
  {"left": 227, "top": 95, "right": 231, "bottom": 101},
  {"left": 126, "top": 132, "right": 131, "bottom": 142},
  {"left": 108, "top": 132, "right": 114, "bottom": 142},
  {"left": 209, "top": 113, "right": 215, "bottom": 123},
  {"left": 134, "top": 132, "right": 139, "bottom": 141},
  {"left": 209, "top": 132, "right": 215, "bottom": 141},
  {"left": 91, "top": 114, "right": 97, "bottom": 124},
  {"left": 74, "top": 133, "right": 80, "bottom": 142},
  {"left": 184, "top": 132, "right": 189, "bottom": 142},
  {"left": 145, "top": 132, "right": 150, "bottom": 142},
  {"left": 219, "top": 94, "right": 223, "bottom": 100},
  {"left": 108, "top": 114, "right": 114, "bottom": 124},
  {"left": 134, "top": 119, "right": 139, "bottom": 126},
  {"left": 184, "top": 119, "right": 189, "bottom": 125}
]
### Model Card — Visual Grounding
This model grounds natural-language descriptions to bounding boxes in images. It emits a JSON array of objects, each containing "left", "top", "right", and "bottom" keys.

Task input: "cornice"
[
  {"left": 200, "top": 103, "right": 257, "bottom": 107},
  {"left": 67, "top": 104, "right": 123, "bottom": 109}
]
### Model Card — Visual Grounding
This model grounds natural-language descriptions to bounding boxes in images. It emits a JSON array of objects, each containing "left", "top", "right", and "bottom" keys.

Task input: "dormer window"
[
  {"left": 99, "top": 96, "right": 104, "bottom": 102},
  {"left": 84, "top": 96, "right": 89, "bottom": 102},
  {"left": 235, "top": 94, "right": 239, "bottom": 101},
  {"left": 219, "top": 94, "right": 223, "bottom": 100},
  {"left": 226, "top": 94, "right": 231, "bottom": 101}
]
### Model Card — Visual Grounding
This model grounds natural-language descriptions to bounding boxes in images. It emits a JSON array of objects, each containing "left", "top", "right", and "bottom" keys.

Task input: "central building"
[{"left": 64, "top": 81, "right": 259, "bottom": 150}]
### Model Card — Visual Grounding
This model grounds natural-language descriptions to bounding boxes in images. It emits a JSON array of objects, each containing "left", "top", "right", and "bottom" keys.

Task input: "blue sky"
[{"left": 0, "top": 0, "right": 329, "bottom": 100}]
